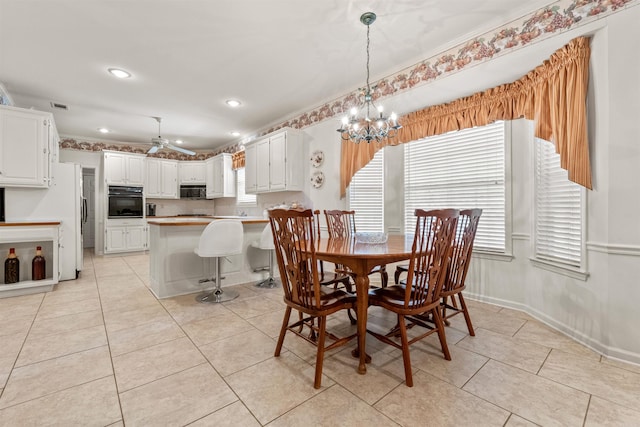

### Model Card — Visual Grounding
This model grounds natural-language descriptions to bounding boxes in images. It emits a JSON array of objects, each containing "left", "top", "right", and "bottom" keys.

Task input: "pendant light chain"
[{"left": 336, "top": 12, "right": 402, "bottom": 143}]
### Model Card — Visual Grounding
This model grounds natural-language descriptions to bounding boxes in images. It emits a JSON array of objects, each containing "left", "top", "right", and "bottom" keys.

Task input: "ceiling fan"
[{"left": 147, "top": 117, "right": 196, "bottom": 155}]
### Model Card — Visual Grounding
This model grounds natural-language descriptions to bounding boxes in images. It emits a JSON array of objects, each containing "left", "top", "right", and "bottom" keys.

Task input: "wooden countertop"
[
  {"left": 0, "top": 221, "right": 61, "bottom": 227},
  {"left": 147, "top": 217, "right": 268, "bottom": 226}
]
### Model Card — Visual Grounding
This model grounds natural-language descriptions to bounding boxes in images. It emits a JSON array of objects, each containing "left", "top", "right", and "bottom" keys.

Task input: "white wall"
[{"left": 301, "top": 7, "right": 640, "bottom": 364}]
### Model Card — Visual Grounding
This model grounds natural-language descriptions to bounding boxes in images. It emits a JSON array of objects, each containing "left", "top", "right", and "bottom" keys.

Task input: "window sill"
[
  {"left": 472, "top": 251, "right": 514, "bottom": 262},
  {"left": 529, "top": 257, "right": 589, "bottom": 281}
]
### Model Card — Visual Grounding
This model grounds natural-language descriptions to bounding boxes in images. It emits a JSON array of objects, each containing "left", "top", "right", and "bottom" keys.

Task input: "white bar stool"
[
  {"left": 194, "top": 219, "right": 243, "bottom": 303},
  {"left": 251, "top": 224, "right": 277, "bottom": 288}
]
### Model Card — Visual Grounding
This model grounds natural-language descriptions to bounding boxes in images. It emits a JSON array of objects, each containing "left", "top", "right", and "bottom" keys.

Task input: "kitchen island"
[{"left": 147, "top": 216, "right": 272, "bottom": 298}]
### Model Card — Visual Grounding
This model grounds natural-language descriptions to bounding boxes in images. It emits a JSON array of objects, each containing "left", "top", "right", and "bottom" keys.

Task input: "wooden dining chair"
[
  {"left": 269, "top": 209, "right": 357, "bottom": 389},
  {"left": 367, "top": 209, "right": 459, "bottom": 387},
  {"left": 324, "top": 209, "right": 389, "bottom": 287},
  {"left": 439, "top": 208, "right": 482, "bottom": 335},
  {"left": 313, "top": 210, "right": 353, "bottom": 292}
]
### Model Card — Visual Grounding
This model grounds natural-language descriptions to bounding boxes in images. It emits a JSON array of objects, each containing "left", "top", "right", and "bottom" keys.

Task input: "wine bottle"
[
  {"left": 32, "top": 246, "right": 46, "bottom": 281},
  {"left": 4, "top": 248, "right": 19, "bottom": 284}
]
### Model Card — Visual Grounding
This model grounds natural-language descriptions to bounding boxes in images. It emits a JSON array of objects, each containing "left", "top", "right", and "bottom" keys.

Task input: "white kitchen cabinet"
[
  {"left": 245, "top": 128, "right": 305, "bottom": 194},
  {"left": 179, "top": 161, "right": 206, "bottom": 184},
  {"left": 145, "top": 158, "right": 178, "bottom": 199},
  {"left": 244, "top": 143, "right": 257, "bottom": 194},
  {"left": 105, "top": 220, "right": 147, "bottom": 253},
  {"left": 0, "top": 105, "right": 55, "bottom": 188},
  {"left": 206, "top": 153, "right": 235, "bottom": 198},
  {"left": 256, "top": 139, "right": 270, "bottom": 192},
  {"left": 0, "top": 223, "right": 59, "bottom": 298},
  {"left": 104, "top": 151, "right": 146, "bottom": 186}
]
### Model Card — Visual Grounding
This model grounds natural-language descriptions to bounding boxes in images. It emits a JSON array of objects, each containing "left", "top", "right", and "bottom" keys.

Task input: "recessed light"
[
  {"left": 225, "top": 99, "right": 241, "bottom": 107},
  {"left": 175, "top": 140, "right": 183, "bottom": 144},
  {"left": 108, "top": 68, "right": 131, "bottom": 79},
  {"left": 230, "top": 131, "right": 241, "bottom": 137},
  {"left": 98, "top": 128, "right": 110, "bottom": 134}
]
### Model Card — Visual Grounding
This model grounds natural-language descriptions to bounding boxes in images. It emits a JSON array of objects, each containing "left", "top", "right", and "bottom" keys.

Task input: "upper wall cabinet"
[
  {"left": 244, "top": 144, "right": 257, "bottom": 194},
  {"left": 103, "top": 151, "right": 146, "bottom": 186},
  {"left": 146, "top": 158, "right": 178, "bottom": 199},
  {"left": 206, "top": 153, "right": 235, "bottom": 199},
  {"left": 179, "top": 161, "right": 206, "bottom": 185},
  {"left": 0, "top": 105, "right": 56, "bottom": 188},
  {"left": 245, "top": 128, "right": 305, "bottom": 194}
]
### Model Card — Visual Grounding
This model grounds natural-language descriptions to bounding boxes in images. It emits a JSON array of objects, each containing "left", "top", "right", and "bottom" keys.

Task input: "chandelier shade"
[{"left": 337, "top": 12, "right": 401, "bottom": 144}]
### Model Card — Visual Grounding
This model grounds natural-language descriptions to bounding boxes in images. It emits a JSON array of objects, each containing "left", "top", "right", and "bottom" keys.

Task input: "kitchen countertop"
[
  {"left": 0, "top": 221, "right": 61, "bottom": 227},
  {"left": 147, "top": 216, "right": 268, "bottom": 226}
]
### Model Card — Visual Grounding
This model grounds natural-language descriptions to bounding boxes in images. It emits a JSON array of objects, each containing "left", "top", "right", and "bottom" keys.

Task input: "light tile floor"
[{"left": 1, "top": 250, "right": 640, "bottom": 426}]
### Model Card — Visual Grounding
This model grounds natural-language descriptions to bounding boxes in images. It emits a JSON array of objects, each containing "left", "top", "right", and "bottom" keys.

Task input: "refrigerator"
[{"left": 6, "top": 162, "right": 84, "bottom": 280}]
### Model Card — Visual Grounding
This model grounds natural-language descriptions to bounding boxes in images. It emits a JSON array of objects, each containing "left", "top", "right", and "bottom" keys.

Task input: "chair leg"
[
  {"left": 398, "top": 314, "right": 413, "bottom": 387},
  {"left": 432, "top": 307, "right": 451, "bottom": 361},
  {"left": 275, "top": 306, "right": 292, "bottom": 357},
  {"left": 314, "top": 316, "right": 327, "bottom": 389},
  {"left": 458, "top": 293, "right": 475, "bottom": 336},
  {"left": 347, "top": 308, "right": 357, "bottom": 325},
  {"left": 442, "top": 296, "right": 450, "bottom": 326},
  {"left": 394, "top": 267, "right": 402, "bottom": 285},
  {"left": 380, "top": 265, "right": 388, "bottom": 288}
]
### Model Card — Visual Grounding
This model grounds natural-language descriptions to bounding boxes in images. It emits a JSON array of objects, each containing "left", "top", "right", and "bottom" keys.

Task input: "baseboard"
[{"left": 464, "top": 291, "right": 640, "bottom": 366}]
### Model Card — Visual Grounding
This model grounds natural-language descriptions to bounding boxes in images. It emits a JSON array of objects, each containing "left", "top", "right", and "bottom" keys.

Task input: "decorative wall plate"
[
  {"left": 311, "top": 171, "right": 325, "bottom": 189},
  {"left": 310, "top": 150, "right": 324, "bottom": 168}
]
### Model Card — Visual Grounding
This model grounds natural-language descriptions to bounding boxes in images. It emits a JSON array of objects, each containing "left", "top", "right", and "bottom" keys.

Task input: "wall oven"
[{"left": 108, "top": 186, "right": 144, "bottom": 218}]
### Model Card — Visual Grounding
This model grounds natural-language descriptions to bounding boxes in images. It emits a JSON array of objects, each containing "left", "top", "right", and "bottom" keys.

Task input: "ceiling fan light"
[{"left": 107, "top": 68, "right": 131, "bottom": 79}]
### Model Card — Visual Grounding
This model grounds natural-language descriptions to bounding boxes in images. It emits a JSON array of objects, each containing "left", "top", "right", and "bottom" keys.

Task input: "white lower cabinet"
[{"left": 105, "top": 221, "right": 147, "bottom": 253}]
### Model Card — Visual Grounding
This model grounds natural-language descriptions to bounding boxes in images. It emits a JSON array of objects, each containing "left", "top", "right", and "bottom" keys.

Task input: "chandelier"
[{"left": 337, "top": 12, "right": 401, "bottom": 144}]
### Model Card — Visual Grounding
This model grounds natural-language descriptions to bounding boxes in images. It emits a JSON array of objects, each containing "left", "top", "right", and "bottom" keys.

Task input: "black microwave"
[{"left": 180, "top": 185, "right": 206, "bottom": 199}]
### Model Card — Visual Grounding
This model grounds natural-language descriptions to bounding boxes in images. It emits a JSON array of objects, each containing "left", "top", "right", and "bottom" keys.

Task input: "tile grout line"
[
  {"left": 92, "top": 251, "right": 127, "bottom": 425},
  {"left": 582, "top": 394, "right": 592, "bottom": 427},
  {"left": 0, "top": 293, "right": 45, "bottom": 404},
  {"left": 139, "top": 281, "right": 262, "bottom": 424}
]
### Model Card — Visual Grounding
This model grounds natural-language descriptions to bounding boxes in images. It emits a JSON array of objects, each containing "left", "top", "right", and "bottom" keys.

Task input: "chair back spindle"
[
  {"left": 269, "top": 209, "right": 321, "bottom": 309},
  {"left": 444, "top": 209, "right": 482, "bottom": 294},
  {"left": 324, "top": 210, "right": 356, "bottom": 238},
  {"left": 405, "top": 209, "right": 459, "bottom": 309}
]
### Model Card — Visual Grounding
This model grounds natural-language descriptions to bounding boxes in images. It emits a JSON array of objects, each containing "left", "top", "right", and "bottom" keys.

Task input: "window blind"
[
  {"left": 404, "top": 121, "right": 506, "bottom": 252},
  {"left": 534, "top": 138, "right": 582, "bottom": 267},
  {"left": 348, "top": 149, "right": 384, "bottom": 232},
  {"left": 236, "top": 168, "right": 257, "bottom": 206}
]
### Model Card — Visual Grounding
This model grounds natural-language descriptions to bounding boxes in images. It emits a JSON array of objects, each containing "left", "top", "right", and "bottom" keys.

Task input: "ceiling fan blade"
[
  {"left": 167, "top": 144, "right": 195, "bottom": 156},
  {"left": 147, "top": 145, "right": 159, "bottom": 154}
]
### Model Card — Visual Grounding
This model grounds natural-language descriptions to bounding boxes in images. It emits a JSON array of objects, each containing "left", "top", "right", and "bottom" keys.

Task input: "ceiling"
[{"left": 0, "top": 0, "right": 555, "bottom": 152}]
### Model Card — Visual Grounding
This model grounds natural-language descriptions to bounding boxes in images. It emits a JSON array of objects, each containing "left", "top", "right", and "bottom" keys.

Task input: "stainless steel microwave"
[{"left": 180, "top": 185, "right": 206, "bottom": 199}]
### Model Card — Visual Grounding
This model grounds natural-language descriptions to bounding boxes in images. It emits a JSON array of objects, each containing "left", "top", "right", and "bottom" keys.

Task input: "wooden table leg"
[{"left": 355, "top": 274, "right": 369, "bottom": 374}]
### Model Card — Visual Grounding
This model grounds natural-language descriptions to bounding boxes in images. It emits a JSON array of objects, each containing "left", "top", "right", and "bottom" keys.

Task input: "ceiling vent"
[{"left": 50, "top": 102, "right": 69, "bottom": 110}]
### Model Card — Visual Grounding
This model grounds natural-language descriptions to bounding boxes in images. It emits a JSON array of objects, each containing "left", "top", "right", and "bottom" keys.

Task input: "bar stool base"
[
  {"left": 196, "top": 288, "right": 239, "bottom": 303},
  {"left": 255, "top": 277, "right": 278, "bottom": 288}
]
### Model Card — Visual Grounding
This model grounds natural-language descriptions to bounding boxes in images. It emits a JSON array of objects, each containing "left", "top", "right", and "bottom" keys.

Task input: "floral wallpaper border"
[
  {"left": 59, "top": 138, "right": 241, "bottom": 161},
  {"left": 60, "top": 0, "right": 636, "bottom": 155},
  {"left": 262, "top": 0, "right": 637, "bottom": 135}
]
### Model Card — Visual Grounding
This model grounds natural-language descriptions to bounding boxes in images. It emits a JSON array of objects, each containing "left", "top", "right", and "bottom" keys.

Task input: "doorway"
[{"left": 82, "top": 168, "right": 96, "bottom": 248}]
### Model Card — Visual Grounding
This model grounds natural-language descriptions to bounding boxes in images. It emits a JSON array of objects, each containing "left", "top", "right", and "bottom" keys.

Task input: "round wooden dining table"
[{"left": 314, "top": 234, "right": 414, "bottom": 374}]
